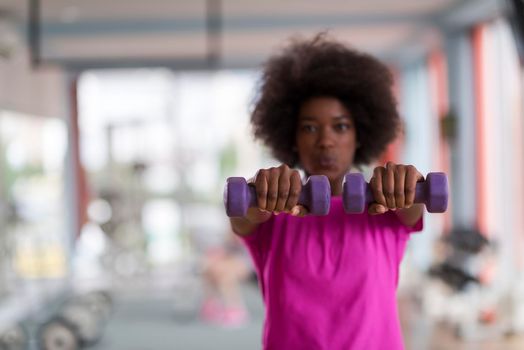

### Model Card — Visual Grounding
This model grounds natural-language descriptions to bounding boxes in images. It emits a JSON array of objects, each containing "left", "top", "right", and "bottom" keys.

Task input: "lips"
[{"left": 316, "top": 155, "right": 338, "bottom": 169}]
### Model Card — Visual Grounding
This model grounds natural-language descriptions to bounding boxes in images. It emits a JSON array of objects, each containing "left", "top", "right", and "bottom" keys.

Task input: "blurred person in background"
[{"left": 199, "top": 231, "right": 251, "bottom": 327}]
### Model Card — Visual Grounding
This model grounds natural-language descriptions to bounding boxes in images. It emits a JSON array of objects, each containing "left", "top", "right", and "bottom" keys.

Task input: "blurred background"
[{"left": 0, "top": 0, "right": 522, "bottom": 349}]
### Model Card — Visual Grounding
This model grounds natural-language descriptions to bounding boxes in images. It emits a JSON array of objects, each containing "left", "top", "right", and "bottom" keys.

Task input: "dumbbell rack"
[{"left": 0, "top": 282, "right": 113, "bottom": 350}]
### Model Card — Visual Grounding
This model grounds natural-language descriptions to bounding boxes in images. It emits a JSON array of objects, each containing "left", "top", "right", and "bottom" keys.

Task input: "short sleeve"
[
  {"left": 235, "top": 216, "right": 273, "bottom": 245},
  {"left": 386, "top": 212, "right": 423, "bottom": 285},
  {"left": 385, "top": 211, "right": 424, "bottom": 241},
  {"left": 400, "top": 214, "right": 424, "bottom": 235}
]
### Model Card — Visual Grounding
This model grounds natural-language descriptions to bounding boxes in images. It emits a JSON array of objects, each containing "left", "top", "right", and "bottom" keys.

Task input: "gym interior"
[{"left": 0, "top": 0, "right": 523, "bottom": 349}]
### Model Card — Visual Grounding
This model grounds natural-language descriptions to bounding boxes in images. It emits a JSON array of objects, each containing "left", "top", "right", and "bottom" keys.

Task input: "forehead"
[
  {"left": 298, "top": 97, "right": 351, "bottom": 119},
  {"left": 298, "top": 98, "right": 352, "bottom": 122}
]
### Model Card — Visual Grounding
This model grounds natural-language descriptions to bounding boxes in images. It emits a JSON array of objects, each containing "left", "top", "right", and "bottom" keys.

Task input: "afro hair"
[{"left": 250, "top": 32, "right": 401, "bottom": 168}]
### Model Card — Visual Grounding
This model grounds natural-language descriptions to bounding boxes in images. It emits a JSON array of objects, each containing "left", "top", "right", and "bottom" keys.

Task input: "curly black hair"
[{"left": 251, "top": 32, "right": 400, "bottom": 168}]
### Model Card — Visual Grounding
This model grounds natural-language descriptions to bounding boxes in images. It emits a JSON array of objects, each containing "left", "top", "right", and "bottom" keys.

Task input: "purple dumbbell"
[
  {"left": 224, "top": 175, "right": 331, "bottom": 217},
  {"left": 342, "top": 172, "right": 448, "bottom": 213}
]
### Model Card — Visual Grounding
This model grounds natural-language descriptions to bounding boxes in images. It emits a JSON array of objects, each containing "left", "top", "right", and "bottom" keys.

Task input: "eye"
[
  {"left": 334, "top": 123, "right": 352, "bottom": 132},
  {"left": 300, "top": 124, "right": 317, "bottom": 133}
]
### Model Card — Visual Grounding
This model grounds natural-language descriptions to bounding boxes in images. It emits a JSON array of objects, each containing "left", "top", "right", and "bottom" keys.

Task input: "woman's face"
[{"left": 295, "top": 96, "right": 358, "bottom": 194}]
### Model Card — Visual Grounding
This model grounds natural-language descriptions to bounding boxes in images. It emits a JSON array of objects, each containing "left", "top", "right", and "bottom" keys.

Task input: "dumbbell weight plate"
[
  {"left": 60, "top": 304, "right": 102, "bottom": 347},
  {"left": 342, "top": 173, "right": 367, "bottom": 213},
  {"left": 0, "top": 324, "right": 27, "bottom": 350},
  {"left": 38, "top": 318, "right": 79, "bottom": 350},
  {"left": 71, "top": 291, "right": 113, "bottom": 323},
  {"left": 426, "top": 172, "right": 448, "bottom": 213}
]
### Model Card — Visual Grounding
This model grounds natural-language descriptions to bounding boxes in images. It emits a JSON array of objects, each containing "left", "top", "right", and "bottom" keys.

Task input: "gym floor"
[
  {"left": 90, "top": 279, "right": 524, "bottom": 350},
  {"left": 91, "top": 282, "right": 264, "bottom": 350}
]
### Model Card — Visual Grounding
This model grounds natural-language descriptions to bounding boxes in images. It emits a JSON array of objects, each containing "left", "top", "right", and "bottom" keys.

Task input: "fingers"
[
  {"left": 266, "top": 167, "right": 280, "bottom": 211},
  {"left": 384, "top": 162, "right": 396, "bottom": 210},
  {"left": 371, "top": 167, "right": 386, "bottom": 209},
  {"left": 370, "top": 162, "right": 423, "bottom": 214},
  {"left": 274, "top": 167, "right": 290, "bottom": 212},
  {"left": 253, "top": 165, "right": 302, "bottom": 214},
  {"left": 254, "top": 169, "right": 269, "bottom": 210},
  {"left": 394, "top": 165, "right": 406, "bottom": 208},
  {"left": 284, "top": 171, "right": 302, "bottom": 212},
  {"left": 289, "top": 204, "right": 308, "bottom": 217},
  {"left": 404, "top": 165, "right": 417, "bottom": 208},
  {"left": 368, "top": 203, "right": 387, "bottom": 215}
]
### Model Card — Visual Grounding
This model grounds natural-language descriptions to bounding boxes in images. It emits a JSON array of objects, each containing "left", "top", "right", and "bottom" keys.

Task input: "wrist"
[{"left": 244, "top": 207, "right": 272, "bottom": 224}]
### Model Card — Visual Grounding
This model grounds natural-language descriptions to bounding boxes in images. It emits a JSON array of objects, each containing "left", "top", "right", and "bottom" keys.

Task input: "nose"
[{"left": 316, "top": 127, "right": 335, "bottom": 149}]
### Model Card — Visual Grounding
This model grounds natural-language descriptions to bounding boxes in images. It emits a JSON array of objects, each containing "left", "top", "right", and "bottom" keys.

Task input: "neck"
[
  {"left": 330, "top": 178, "right": 344, "bottom": 196},
  {"left": 303, "top": 171, "right": 346, "bottom": 197}
]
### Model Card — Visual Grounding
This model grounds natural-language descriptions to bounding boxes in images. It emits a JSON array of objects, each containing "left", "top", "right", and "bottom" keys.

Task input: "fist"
[
  {"left": 250, "top": 164, "right": 307, "bottom": 216},
  {"left": 368, "top": 161, "right": 424, "bottom": 215}
]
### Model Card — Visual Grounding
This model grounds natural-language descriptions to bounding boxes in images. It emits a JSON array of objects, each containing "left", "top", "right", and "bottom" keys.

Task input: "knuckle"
[
  {"left": 255, "top": 188, "right": 267, "bottom": 197},
  {"left": 384, "top": 190, "right": 395, "bottom": 199},
  {"left": 278, "top": 190, "right": 289, "bottom": 200},
  {"left": 267, "top": 192, "right": 278, "bottom": 201},
  {"left": 371, "top": 182, "right": 382, "bottom": 193},
  {"left": 256, "top": 169, "right": 268, "bottom": 179},
  {"left": 288, "top": 188, "right": 300, "bottom": 198},
  {"left": 395, "top": 165, "right": 405, "bottom": 174}
]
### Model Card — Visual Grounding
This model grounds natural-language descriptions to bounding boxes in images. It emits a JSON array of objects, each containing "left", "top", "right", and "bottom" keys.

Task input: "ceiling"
[{"left": 0, "top": 0, "right": 508, "bottom": 71}]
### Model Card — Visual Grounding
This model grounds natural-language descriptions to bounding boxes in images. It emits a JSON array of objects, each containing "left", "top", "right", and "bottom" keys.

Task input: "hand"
[
  {"left": 248, "top": 164, "right": 308, "bottom": 217},
  {"left": 368, "top": 161, "right": 424, "bottom": 215}
]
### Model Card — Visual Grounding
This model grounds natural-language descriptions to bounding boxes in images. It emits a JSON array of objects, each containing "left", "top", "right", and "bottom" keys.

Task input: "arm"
[
  {"left": 395, "top": 203, "right": 424, "bottom": 227},
  {"left": 230, "top": 208, "right": 271, "bottom": 236}
]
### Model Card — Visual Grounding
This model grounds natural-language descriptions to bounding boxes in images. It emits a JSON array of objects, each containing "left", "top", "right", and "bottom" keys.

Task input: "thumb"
[
  {"left": 290, "top": 205, "right": 309, "bottom": 217},
  {"left": 368, "top": 203, "right": 387, "bottom": 215}
]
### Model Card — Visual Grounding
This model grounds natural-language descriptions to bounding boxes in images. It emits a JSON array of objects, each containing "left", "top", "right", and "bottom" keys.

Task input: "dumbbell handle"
[
  {"left": 224, "top": 175, "right": 330, "bottom": 217},
  {"left": 343, "top": 172, "right": 448, "bottom": 213},
  {"left": 244, "top": 185, "right": 309, "bottom": 209}
]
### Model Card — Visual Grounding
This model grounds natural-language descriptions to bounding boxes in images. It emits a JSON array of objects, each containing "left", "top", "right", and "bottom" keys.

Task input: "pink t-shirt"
[{"left": 240, "top": 196, "right": 423, "bottom": 350}]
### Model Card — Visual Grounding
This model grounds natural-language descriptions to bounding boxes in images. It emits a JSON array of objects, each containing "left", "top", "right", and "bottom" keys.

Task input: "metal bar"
[
  {"left": 28, "top": 0, "right": 41, "bottom": 67},
  {"left": 206, "top": 0, "right": 222, "bottom": 68}
]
